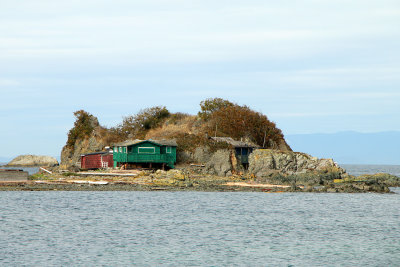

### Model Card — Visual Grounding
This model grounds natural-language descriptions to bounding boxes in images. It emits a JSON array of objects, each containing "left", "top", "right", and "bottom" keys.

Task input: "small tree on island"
[
  {"left": 66, "top": 110, "right": 99, "bottom": 148},
  {"left": 198, "top": 98, "right": 235, "bottom": 121},
  {"left": 200, "top": 98, "right": 287, "bottom": 149}
]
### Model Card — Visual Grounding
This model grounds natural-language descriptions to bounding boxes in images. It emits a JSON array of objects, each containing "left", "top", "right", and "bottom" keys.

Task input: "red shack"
[{"left": 80, "top": 151, "right": 113, "bottom": 170}]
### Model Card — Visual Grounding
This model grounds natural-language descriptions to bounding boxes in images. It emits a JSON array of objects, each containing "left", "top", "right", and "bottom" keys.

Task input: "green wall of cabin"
[{"left": 113, "top": 141, "right": 176, "bottom": 168}]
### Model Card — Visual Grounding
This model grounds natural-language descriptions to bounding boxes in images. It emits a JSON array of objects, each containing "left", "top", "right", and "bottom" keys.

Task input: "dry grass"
[{"left": 145, "top": 115, "right": 199, "bottom": 139}]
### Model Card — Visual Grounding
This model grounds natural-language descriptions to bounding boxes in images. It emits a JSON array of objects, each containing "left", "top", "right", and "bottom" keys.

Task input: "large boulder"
[
  {"left": 205, "top": 149, "right": 233, "bottom": 177},
  {"left": 176, "top": 147, "right": 213, "bottom": 164},
  {"left": 7, "top": 155, "right": 59, "bottom": 167},
  {"left": 249, "top": 149, "right": 345, "bottom": 177}
]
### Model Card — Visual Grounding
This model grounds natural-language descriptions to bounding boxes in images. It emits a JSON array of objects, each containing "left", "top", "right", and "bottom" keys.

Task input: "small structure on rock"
[
  {"left": 80, "top": 150, "right": 113, "bottom": 170},
  {"left": 113, "top": 139, "right": 177, "bottom": 169},
  {"left": 211, "top": 137, "right": 259, "bottom": 168}
]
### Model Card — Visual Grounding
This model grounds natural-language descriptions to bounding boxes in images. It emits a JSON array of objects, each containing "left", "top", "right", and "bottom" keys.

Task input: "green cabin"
[{"left": 113, "top": 139, "right": 177, "bottom": 169}]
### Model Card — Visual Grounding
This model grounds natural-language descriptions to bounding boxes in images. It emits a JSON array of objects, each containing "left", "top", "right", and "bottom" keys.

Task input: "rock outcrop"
[
  {"left": 60, "top": 129, "right": 107, "bottom": 169},
  {"left": 248, "top": 149, "right": 345, "bottom": 177},
  {"left": 205, "top": 150, "right": 233, "bottom": 177},
  {"left": 177, "top": 147, "right": 243, "bottom": 177},
  {"left": 7, "top": 155, "right": 59, "bottom": 167},
  {"left": 60, "top": 111, "right": 108, "bottom": 170}
]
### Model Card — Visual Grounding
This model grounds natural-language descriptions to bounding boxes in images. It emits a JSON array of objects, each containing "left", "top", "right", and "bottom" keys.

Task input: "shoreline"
[
  {"left": 1, "top": 166, "right": 399, "bottom": 193},
  {"left": 0, "top": 180, "right": 397, "bottom": 193}
]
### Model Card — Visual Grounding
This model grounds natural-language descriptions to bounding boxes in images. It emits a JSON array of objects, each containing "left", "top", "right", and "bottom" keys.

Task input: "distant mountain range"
[{"left": 286, "top": 131, "right": 400, "bottom": 165}]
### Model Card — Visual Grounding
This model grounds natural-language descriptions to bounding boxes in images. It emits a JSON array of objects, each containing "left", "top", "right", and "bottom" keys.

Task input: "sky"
[{"left": 1, "top": 0, "right": 399, "bottom": 158}]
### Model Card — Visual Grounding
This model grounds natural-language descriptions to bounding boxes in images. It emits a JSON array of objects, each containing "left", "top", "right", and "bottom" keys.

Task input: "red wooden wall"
[{"left": 81, "top": 153, "right": 113, "bottom": 169}]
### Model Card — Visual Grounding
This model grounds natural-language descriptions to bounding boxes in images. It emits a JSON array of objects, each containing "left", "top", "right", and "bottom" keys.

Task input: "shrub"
[
  {"left": 119, "top": 106, "right": 170, "bottom": 139},
  {"left": 198, "top": 98, "right": 235, "bottom": 121},
  {"left": 173, "top": 133, "right": 231, "bottom": 153},
  {"left": 207, "top": 104, "right": 285, "bottom": 148},
  {"left": 66, "top": 110, "right": 99, "bottom": 148},
  {"left": 168, "top": 112, "right": 191, "bottom": 125}
]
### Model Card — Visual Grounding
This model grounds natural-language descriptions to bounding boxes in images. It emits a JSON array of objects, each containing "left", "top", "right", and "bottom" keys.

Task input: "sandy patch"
[{"left": 224, "top": 182, "right": 302, "bottom": 188}]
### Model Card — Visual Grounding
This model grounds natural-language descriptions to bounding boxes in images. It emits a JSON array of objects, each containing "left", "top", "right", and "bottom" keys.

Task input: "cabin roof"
[
  {"left": 210, "top": 137, "right": 258, "bottom": 148},
  {"left": 81, "top": 151, "right": 113, "bottom": 157},
  {"left": 114, "top": 139, "right": 177, "bottom": 147}
]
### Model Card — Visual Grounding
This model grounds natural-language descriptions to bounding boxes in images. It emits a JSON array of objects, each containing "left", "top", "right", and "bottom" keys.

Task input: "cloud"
[
  {"left": 1, "top": 0, "right": 398, "bottom": 65},
  {"left": 1, "top": 0, "right": 400, "bottom": 156}
]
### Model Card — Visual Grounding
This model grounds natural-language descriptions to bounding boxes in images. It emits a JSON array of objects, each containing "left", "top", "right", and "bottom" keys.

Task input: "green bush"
[
  {"left": 119, "top": 106, "right": 170, "bottom": 139},
  {"left": 66, "top": 110, "right": 99, "bottom": 148},
  {"left": 198, "top": 98, "right": 234, "bottom": 121},
  {"left": 29, "top": 173, "right": 49, "bottom": 180}
]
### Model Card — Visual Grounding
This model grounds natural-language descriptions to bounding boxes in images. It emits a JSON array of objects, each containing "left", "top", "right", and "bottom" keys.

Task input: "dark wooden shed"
[
  {"left": 81, "top": 151, "right": 113, "bottom": 170},
  {"left": 211, "top": 137, "right": 259, "bottom": 167}
]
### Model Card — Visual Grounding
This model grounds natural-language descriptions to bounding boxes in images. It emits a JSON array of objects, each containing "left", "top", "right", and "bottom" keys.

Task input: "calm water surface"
[
  {"left": 342, "top": 164, "right": 400, "bottom": 177},
  {"left": 0, "top": 165, "right": 39, "bottom": 175},
  {"left": 1, "top": 191, "right": 399, "bottom": 266}
]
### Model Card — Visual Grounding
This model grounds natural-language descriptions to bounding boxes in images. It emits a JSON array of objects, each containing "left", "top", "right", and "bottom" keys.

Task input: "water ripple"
[{"left": 0, "top": 191, "right": 399, "bottom": 266}]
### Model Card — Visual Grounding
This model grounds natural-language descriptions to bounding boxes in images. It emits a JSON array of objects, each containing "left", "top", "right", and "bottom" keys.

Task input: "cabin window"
[
  {"left": 114, "top": 147, "right": 117, "bottom": 153},
  {"left": 166, "top": 147, "right": 172, "bottom": 153},
  {"left": 138, "top": 147, "right": 155, "bottom": 154},
  {"left": 119, "top": 147, "right": 122, "bottom": 153}
]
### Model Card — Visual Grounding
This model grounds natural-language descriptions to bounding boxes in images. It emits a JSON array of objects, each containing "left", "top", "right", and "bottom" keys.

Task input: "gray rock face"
[
  {"left": 61, "top": 135, "right": 106, "bottom": 169},
  {"left": 205, "top": 149, "right": 233, "bottom": 177},
  {"left": 7, "top": 155, "right": 59, "bottom": 167},
  {"left": 177, "top": 147, "right": 212, "bottom": 164},
  {"left": 176, "top": 147, "right": 236, "bottom": 177},
  {"left": 248, "top": 149, "right": 344, "bottom": 177}
]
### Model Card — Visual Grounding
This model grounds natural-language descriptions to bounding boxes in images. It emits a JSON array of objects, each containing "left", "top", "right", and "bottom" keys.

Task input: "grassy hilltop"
[{"left": 61, "top": 98, "right": 291, "bottom": 168}]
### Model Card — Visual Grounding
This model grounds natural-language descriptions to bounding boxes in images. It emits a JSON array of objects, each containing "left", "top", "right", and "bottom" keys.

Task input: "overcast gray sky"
[{"left": 1, "top": 0, "right": 399, "bottom": 158}]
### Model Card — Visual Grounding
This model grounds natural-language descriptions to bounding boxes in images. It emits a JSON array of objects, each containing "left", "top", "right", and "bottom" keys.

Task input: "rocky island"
[
  {"left": 1, "top": 98, "right": 399, "bottom": 192},
  {"left": 6, "top": 155, "right": 58, "bottom": 167}
]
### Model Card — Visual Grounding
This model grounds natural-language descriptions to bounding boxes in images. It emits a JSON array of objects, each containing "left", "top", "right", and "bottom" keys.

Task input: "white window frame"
[
  {"left": 166, "top": 147, "right": 172, "bottom": 153},
  {"left": 138, "top": 147, "right": 155, "bottom": 154}
]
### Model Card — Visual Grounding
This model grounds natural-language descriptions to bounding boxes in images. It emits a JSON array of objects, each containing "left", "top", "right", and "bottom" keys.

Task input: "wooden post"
[{"left": 263, "top": 130, "right": 267, "bottom": 148}]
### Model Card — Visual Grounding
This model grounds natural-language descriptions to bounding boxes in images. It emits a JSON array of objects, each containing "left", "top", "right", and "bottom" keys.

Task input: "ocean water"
[
  {"left": 0, "top": 162, "right": 39, "bottom": 175},
  {"left": 0, "top": 166, "right": 39, "bottom": 175},
  {"left": 0, "top": 191, "right": 399, "bottom": 266},
  {"left": 342, "top": 164, "right": 400, "bottom": 177}
]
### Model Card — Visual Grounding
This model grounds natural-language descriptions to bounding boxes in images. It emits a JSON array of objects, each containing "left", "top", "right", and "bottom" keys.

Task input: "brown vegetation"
[
  {"left": 207, "top": 104, "right": 286, "bottom": 149},
  {"left": 66, "top": 110, "right": 99, "bottom": 148},
  {"left": 63, "top": 98, "right": 290, "bottom": 160}
]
